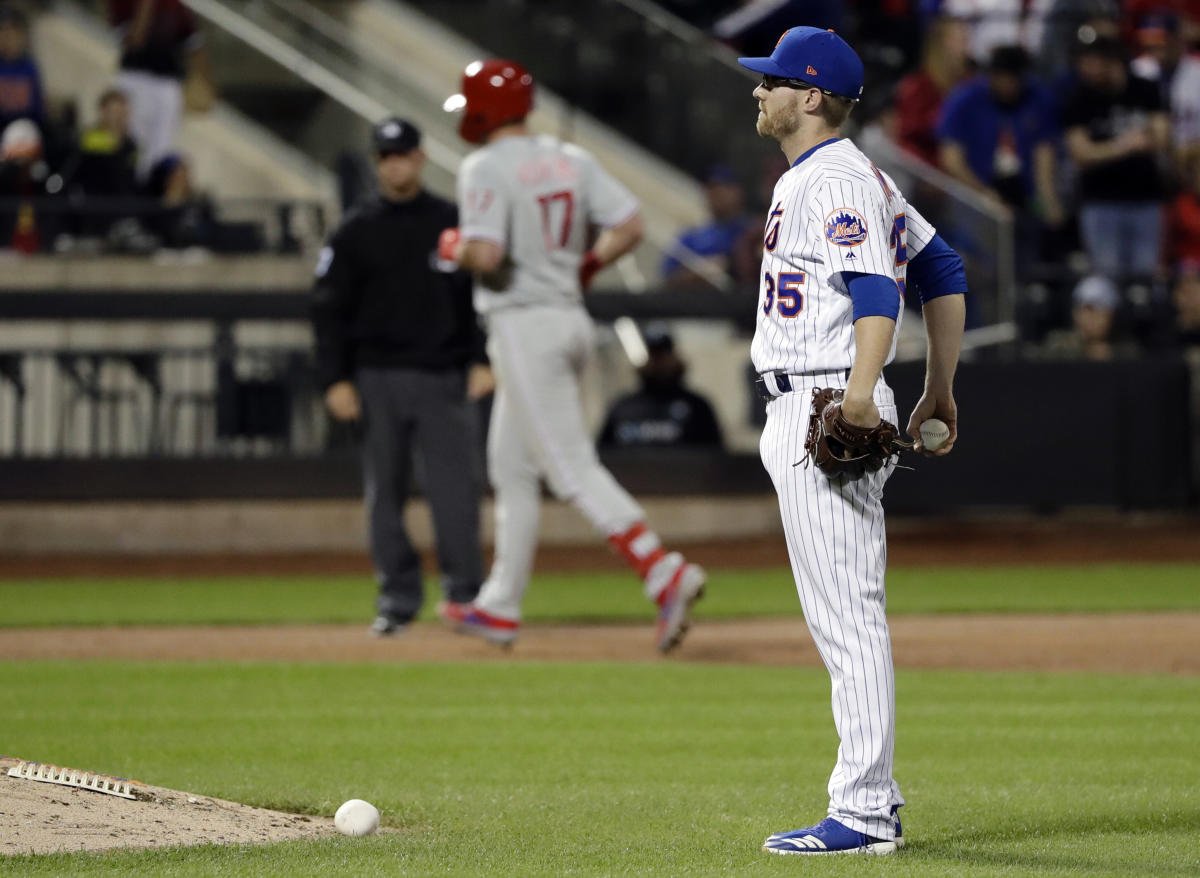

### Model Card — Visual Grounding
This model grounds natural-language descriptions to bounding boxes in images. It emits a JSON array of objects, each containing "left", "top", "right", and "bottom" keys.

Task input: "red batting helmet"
[{"left": 443, "top": 59, "right": 535, "bottom": 144}]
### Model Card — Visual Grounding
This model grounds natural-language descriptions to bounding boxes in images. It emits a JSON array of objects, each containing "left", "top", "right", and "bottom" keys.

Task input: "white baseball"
[
  {"left": 334, "top": 799, "right": 380, "bottom": 837},
  {"left": 919, "top": 418, "right": 950, "bottom": 452}
]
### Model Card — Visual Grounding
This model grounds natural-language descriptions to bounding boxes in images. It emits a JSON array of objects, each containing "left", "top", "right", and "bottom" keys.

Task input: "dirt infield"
[
  {"left": 4, "top": 516, "right": 1198, "bottom": 578},
  {"left": 2, "top": 613, "right": 1196, "bottom": 674},
  {"left": 3, "top": 516, "right": 1197, "bottom": 675}
]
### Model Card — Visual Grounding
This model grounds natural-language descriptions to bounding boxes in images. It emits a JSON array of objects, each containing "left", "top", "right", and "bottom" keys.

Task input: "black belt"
[{"left": 754, "top": 369, "right": 850, "bottom": 401}]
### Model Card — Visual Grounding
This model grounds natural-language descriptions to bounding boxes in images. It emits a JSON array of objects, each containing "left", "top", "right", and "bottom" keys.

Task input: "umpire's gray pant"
[{"left": 357, "top": 366, "right": 483, "bottom": 621}]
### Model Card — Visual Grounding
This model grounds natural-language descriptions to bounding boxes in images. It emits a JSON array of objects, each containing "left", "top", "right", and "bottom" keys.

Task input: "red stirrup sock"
[{"left": 608, "top": 522, "right": 666, "bottom": 580}]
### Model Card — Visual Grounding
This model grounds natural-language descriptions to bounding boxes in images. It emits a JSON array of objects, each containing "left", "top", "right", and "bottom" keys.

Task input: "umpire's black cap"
[{"left": 373, "top": 117, "right": 421, "bottom": 155}]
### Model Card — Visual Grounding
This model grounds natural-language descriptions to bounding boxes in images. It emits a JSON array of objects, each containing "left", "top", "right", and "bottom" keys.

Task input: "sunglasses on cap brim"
[{"left": 759, "top": 74, "right": 857, "bottom": 101}]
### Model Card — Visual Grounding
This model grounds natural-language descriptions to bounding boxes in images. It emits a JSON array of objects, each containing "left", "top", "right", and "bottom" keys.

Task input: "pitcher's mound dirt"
[{"left": 0, "top": 758, "right": 335, "bottom": 857}]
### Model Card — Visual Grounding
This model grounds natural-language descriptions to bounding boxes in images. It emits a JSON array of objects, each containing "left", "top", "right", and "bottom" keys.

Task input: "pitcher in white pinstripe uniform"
[
  {"left": 739, "top": 28, "right": 968, "bottom": 855},
  {"left": 435, "top": 58, "right": 706, "bottom": 653}
]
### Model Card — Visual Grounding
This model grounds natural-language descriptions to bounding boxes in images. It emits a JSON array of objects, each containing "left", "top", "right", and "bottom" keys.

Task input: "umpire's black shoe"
[{"left": 369, "top": 614, "right": 408, "bottom": 637}]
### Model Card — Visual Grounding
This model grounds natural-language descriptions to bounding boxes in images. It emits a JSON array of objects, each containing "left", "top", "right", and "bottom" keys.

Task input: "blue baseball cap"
[{"left": 738, "top": 27, "right": 864, "bottom": 101}]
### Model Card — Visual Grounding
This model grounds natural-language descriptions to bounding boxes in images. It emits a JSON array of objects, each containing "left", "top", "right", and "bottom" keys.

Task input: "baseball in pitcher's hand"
[
  {"left": 906, "top": 391, "right": 957, "bottom": 456},
  {"left": 325, "top": 380, "right": 361, "bottom": 421},
  {"left": 467, "top": 364, "right": 495, "bottom": 400}
]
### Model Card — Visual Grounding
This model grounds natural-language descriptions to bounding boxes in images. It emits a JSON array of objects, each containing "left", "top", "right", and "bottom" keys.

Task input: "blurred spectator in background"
[
  {"left": 1167, "top": 149, "right": 1200, "bottom": 272},
  {"left": 142, "top": 152, "right": 207, "bottom": 247},
  {"left": 937, "top": 45, "right": 1064, "bottom": 230},
  {"left": 1071, "top": 273, "right": 1119, "bottom": 358},
  {"left": 1171, "top": 269, "right": 1200, "bottom": 348},
  {"left": 894, "top": 15, "right": 973, "bottom": 165},
  {"left": 141, "top": 153, "right": 265, "bottom": 253},
  {"left": 935, "top": 0, "right": 1052, "bottom": 65},
  {"left": 1036, "top": 1, "right": 1121, "bottom": 76},
  {"left": 0, "top": 6, "right": 44, "bottom": 138},
  {"left": 109, "top": 0, "right": 214, "bottom": 180},
  {"left": 1049, "top": 17, "right": 1123, "bottom": 99},
  {"left": 598, "top": 326, "right": 723, "bottom": 449},
  {"left": 1063, "top": 34, "right": 1169, "bottom": 283},
  {"left": 1121, "top": 0, "right": 1200, "bottom": 39},
  {"left": 662, "top": 164, "right": 759, "bottom": 288},
  {"left": 61, "top": 88, "right": 139, "bottom": 199},
  {"left": 57, "top": 87, "right": 147, "bottom": 245},
  {"left": 0, "top": 116, "right": 48, "bottom": 251},
  {"left": 1130, "top": 12, "right": 1200, "bottom": 162}
]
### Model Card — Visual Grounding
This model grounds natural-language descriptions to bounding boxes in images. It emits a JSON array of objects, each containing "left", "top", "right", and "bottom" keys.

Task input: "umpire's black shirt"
[{"left": 311, "top": 190, "right": 484, "bottom": 389}]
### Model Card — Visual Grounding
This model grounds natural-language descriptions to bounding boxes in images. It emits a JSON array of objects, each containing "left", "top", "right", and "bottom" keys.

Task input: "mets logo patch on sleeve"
[{"left": 824, "top": 209, "right": 868, "bottom": 247}]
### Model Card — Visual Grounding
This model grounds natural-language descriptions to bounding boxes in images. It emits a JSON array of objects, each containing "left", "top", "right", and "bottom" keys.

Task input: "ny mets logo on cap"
[{"left": 825, "top": 209, "right": 868, "bottom": 247}]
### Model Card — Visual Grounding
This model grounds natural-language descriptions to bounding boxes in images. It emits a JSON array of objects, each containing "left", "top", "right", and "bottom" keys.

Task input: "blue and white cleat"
[
  {"left": 767, "top": 806, "right": 904, "bottom": 848},
  {"left": 763, "top": 817, "right": 898, "bottom": 856}
]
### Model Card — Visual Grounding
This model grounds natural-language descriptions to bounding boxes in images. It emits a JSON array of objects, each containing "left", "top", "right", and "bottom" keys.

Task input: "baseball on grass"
[
  {"left": 334, "top": 799, "right": 380, "bottom": 837},
  {"left": 919, "top": 418, "right": 950, "bottom": 452}
]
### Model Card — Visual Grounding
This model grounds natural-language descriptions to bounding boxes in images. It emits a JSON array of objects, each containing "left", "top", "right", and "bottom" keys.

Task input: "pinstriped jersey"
[
  {"left": 752, "top": 138, "right": 936, "bottom": 374},
  {"left": 458, "top": 134, "right": 639, "bottom": 315}
]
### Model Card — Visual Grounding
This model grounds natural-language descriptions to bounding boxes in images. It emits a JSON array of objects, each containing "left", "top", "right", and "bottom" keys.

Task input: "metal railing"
[
  {"left": 0, "top": 285, "right": 757, "bottom": 461},
  {"left": 0, "top": 346, "right": 324, "bottom": 458}
]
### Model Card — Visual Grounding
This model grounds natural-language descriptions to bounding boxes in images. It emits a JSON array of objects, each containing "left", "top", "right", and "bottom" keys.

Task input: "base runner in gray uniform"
[{"left": 436, "top": 59, "right": 706, "bottom": 652}]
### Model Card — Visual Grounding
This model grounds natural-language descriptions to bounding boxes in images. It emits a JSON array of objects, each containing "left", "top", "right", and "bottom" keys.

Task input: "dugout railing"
[{"left": 0, "top": 289, "right": 1193, "bottom": 510}]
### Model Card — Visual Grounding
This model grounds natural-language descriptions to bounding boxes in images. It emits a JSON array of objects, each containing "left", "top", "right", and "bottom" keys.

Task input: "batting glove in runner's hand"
[
  {"left": 437, "top": 227, "right": 461, "bottom": 265},
  {"left": 803, "top": 388, "right": 911, "bottom": 480},
  {"left": 579, "top": 250, "right": 603, "bottom": 290}
]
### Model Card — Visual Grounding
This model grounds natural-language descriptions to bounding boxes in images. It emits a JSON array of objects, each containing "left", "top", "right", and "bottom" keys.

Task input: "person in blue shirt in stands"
[
  {"left": 0, "top": 7, "right": 45, "bottom": 138},
  {"left": 662, "top": 164, "right": 759, "bottom": 288},
  {"left": 937, "top": 44, "right": 1064, "bottom": 228}
]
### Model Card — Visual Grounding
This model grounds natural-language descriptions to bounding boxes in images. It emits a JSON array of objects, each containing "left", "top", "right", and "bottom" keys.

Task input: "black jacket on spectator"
[
  {"left": 311, "top": 190, "right": 484, "bottom": 390},
  {"left": 1064, "top": 74, "right": 1164, "bottom": 202},
  {"left": 62, "top": 127, "right": 139, "bottom": 197}
]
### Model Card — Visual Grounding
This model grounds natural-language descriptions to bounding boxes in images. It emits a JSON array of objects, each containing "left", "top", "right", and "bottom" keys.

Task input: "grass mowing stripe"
[
  {"left": 0, "top": 564, "right": 1198, "bottom": 628},
  {"left": 0, "top": 661, "right": 1197, "bottom": 876}
]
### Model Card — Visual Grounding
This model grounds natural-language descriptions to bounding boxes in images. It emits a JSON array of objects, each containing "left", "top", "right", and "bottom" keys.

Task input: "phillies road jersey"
[
  {"left": 458, "top": 134, "right": 640, "bottom": 315},
  {"left": 752, "top": 137, "right": 936, "bottom": 375}
]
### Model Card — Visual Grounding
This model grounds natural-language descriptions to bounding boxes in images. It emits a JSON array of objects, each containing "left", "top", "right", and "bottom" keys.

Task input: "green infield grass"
[
  {"left": 0, "top": 563, "right": 1198, "bottom": 628},
  {"left": 0, "top": 661, "right": 1197, "bottom": 876}
]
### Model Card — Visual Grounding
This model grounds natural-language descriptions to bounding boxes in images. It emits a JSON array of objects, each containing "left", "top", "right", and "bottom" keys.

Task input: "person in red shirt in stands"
[
  {"left": 1167, "top": 149, "right": 1200, "bottom": 271},
  {"left": 894, "top": 16, "right": 973, "bottom": 166}
]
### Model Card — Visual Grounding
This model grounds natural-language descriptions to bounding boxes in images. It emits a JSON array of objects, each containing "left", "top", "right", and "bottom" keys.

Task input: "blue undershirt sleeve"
[
  {"left": 906, "top": 233, "right": 967, "bottom": 305},
  {"left": 844, "top": 272, "right": 901, "bottom": 322}
]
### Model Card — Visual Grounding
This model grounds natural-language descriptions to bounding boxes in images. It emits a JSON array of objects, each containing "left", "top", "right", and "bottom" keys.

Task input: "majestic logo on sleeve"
[{"left": 824, "top": 209, "right": 868, "bottom": 247}]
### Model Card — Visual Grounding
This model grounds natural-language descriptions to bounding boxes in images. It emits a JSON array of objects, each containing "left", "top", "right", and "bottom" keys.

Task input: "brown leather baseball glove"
[{"left": 803, "top": 387, "right": 911, "bottom": 480}]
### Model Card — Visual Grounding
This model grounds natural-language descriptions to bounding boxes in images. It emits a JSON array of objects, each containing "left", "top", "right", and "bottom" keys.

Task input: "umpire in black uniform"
[{"left": 312, "top": 117, "right": 491, "bottom": 635}]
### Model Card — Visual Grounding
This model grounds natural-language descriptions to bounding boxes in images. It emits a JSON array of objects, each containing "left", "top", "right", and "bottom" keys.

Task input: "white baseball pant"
[
  {"left": 758, "top": 373, "right": 905, "bottom": 840},
  {"left": 475, "top": 304, "right": 645, "bottom": 619}
]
